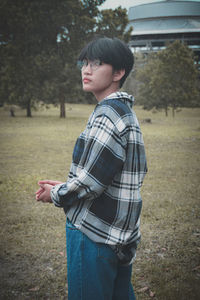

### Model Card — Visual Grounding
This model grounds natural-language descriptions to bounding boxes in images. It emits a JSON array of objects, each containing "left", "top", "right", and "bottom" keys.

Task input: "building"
[{"left": 127, "top": 0, "right": 200, "bottom": 60}]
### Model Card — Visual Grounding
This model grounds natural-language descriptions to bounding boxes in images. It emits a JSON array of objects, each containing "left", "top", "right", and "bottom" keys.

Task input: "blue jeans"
[{"left": 66, "top": 220, "right": 136, "bottom": 300}]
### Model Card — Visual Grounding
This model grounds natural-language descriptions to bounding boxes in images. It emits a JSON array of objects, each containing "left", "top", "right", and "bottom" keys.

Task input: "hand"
[
  {"left": 35, "top": 180, "right": 64, "bottom": 203},
  {"left": 38, "top": 180, "right": 63, "bottom": 186},
  {"left": 35, "top": 183, "right": 53, "bottom": 203}
]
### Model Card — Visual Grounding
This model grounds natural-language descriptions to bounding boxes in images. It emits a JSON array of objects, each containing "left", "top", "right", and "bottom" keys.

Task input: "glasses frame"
[{"left": 77, "top": 59, "right": 102, "bottom": 71}]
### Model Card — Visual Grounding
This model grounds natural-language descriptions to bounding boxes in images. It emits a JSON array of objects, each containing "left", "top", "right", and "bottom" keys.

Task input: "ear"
[{"left": 113, "top": 69, "right": 125, "bottom": 82}]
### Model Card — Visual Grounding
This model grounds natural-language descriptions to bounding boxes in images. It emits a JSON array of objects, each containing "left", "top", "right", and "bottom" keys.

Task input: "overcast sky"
[
  {"left": 100, "top": 0, "right": 163, "bottom": 10},
  {"left": 100, "top": 0, "right": 200, "bottom": 11}
]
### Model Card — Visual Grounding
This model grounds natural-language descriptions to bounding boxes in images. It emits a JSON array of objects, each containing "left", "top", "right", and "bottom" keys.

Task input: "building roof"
[
  {"left": 127, "top": 0, "right": 200, "bottom": 35},
  {"left": 128, "top": 1, "right": 200, "bottom": 21},
  {"left": 127, "top": 1, "right": 200, "bottom": 55}
]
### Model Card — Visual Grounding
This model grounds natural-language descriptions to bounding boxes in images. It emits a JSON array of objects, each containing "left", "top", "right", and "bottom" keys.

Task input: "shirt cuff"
[{"left": 50, "top": 183, "right": 65, "bottom": 207}]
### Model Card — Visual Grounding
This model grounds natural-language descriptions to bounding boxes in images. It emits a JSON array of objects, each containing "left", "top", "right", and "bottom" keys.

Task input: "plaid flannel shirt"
[{"left": 51, "top": 92, "right": 147, "bottom": 264}]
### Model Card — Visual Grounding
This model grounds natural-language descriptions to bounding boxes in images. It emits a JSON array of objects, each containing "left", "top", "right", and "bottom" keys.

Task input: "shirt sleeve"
[{"left": 51, "top": 112, "right": 126, "bottom": 208}]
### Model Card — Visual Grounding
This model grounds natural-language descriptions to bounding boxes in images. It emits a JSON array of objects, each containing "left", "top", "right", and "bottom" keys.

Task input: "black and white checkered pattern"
[{"left": 51, "top": 92, "right": 147, "bottom": 264}]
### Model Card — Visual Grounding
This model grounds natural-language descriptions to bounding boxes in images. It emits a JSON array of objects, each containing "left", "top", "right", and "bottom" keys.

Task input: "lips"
[{"left": 83, "top": 78, "right": 91, "bottom": 83}]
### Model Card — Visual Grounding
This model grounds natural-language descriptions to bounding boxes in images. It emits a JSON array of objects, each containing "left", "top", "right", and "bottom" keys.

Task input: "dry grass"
[{"left": 0, "top": 104, "right": 199, "bottom": 299}]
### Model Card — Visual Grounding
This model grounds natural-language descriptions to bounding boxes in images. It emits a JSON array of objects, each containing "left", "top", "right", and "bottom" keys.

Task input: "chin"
[{"left": 83, "top": 86, "right": 93, "bottom": 92}]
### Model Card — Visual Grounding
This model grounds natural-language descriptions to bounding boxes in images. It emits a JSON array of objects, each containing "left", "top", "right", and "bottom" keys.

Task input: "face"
[{"left": 80, "top": 59, "right": 122, "bottom": 102}]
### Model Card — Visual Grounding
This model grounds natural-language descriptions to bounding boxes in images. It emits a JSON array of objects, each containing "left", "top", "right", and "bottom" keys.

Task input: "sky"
[
  {"left": 100, "top": 0, "right": 164, "bottom": 10},
  {"left": 100, "top": 0, "right": 200, "bottom": 11}
]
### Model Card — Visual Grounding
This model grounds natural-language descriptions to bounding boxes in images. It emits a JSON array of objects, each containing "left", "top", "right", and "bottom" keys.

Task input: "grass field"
[{"left": 0, "top": 104, "right": 200, "bottom": 299}]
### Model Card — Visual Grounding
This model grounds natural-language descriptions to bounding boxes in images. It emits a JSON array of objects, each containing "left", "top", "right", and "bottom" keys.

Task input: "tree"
[
  {"left": 47, "top": 5, "right": 133, "bottom": 110},
  {"left": 0, "top": 0, "right": 105, "bottom": 117},
  {"left": 0, "top": 1, "right": 133, "bottom": 117},
  {"left": 41, "top": 0, "right": 107, "bottom": 117},
  {"left": 0, "top": 0, "right": 59, "bottom": 116},
  {"left": 136, "top": 41, "right": 199, "bottom": 116},
  {"left": 95, "top": 6, "right": 132, "bottom": 42}
]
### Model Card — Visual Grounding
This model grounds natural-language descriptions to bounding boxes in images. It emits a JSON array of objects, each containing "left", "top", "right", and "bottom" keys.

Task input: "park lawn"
[{"left": 0, "top": 104, "right": 199, "bottom": 299}]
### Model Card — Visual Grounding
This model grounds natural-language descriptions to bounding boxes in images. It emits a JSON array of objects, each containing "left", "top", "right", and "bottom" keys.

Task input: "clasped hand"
[{"left": 35, "top": 180, "right": 63, "bottom": 203}]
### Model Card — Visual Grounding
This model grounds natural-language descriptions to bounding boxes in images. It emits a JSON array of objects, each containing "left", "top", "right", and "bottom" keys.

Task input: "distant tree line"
[
  {"left": 124, "top": 40, "right": 200, "bottom": 117},
  {"left": 0, "top": 0, "right": 132, "bottom": 117}
]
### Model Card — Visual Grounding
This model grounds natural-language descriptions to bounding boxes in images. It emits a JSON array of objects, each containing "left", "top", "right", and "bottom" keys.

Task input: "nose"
[{"left": 82, "top": 63, "right": 92, "bottom": 74}]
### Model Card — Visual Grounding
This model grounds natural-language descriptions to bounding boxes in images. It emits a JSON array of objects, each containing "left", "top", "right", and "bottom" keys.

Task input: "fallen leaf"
[
  {"left": 149, "top": 290, "right": 155, "bottom": 297},
  {"left": 161, "top": 247, "right": 167, "bottom": 251},
  {"left": 49, "top": 249, "right": 57, "bottom": 253},
  {"left": 138, "top": 286, "right": 149, "bottom": 293}
]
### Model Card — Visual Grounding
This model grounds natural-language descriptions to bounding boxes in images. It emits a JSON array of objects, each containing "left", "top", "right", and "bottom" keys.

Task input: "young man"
[{"left": 36, "top": 37, "right": 147, "bottom": 300}]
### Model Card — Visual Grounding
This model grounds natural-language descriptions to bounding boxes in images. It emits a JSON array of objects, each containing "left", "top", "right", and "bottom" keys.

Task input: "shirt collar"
[{"left": 103, "top": 91, "right": 134, "bottom": 108}]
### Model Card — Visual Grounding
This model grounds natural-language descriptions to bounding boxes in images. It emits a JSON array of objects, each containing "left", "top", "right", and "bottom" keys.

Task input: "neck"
[{"left": 94, "top": 86, "right": 120, "bottom": 102}]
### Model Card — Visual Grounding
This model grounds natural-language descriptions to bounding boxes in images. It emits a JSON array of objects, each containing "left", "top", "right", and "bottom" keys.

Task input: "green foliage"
[
  {"left": 0, "top": 0, "right": 62, "bottom": 115},
  {"left": 0, "top": 0, "right": 132, "bottom": 117},
  {"left": 136, "top": 41, "right": 200, "bottom": 116},
  {"left": 95, "top": 6, "right": 132, "bottom": 42},
  {"left": 0, "top": 0, "right": 106, "bottom": 116}
]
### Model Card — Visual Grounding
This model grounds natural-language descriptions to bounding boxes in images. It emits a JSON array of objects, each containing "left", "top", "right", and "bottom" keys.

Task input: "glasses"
[{"left": 77, "top": 59, "right": 102, "bottom": 71}]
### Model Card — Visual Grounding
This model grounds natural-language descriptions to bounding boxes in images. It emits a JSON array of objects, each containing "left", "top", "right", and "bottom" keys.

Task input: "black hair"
[{"left": 78, "top": 36, "right": 134, "bottom": 88}]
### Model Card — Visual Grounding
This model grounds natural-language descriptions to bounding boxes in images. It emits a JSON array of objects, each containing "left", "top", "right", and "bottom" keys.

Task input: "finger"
[
  {"left": 36, "top": 194, "right": 42, "bottom": 201},
  {"left": 35, "top": 187, "right": 43, "bottom": 194},
  {"left": 36, "top": 190, "right": 42, "bottom": 199},
  {"left": 36, "top": 187, "right": 46, "bottom": 199},
  {"left": 35, "top": 189, "right": 44, "bottom": 198},
  {"left": 38, "top": 180, "right": 62, "bottom": 186},
  {"left": 36, "top": 193, "right": 45, "bottom": 201},
  {"left": 38, "top": 180, "right": 50, "bottom": 185},
  {"left": 36, "top": 191, "right": 43, "bottom": 199}
]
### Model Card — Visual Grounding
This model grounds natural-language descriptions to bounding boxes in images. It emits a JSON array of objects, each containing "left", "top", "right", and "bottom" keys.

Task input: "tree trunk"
[
  {"left": 172, "top": 107, "right": 175, "bottom": 118},
  {"left": 10, "top": 108, "right": 15, "bottom": 117},
  {"left": 27, "top": 99, "right": 32, "bottom": 117},
  {"left": 165, "top": 107, "right": 168, "bottom": 117},
  {"left": 60, "top": 93, "right": 66, "bottom": 118}
]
